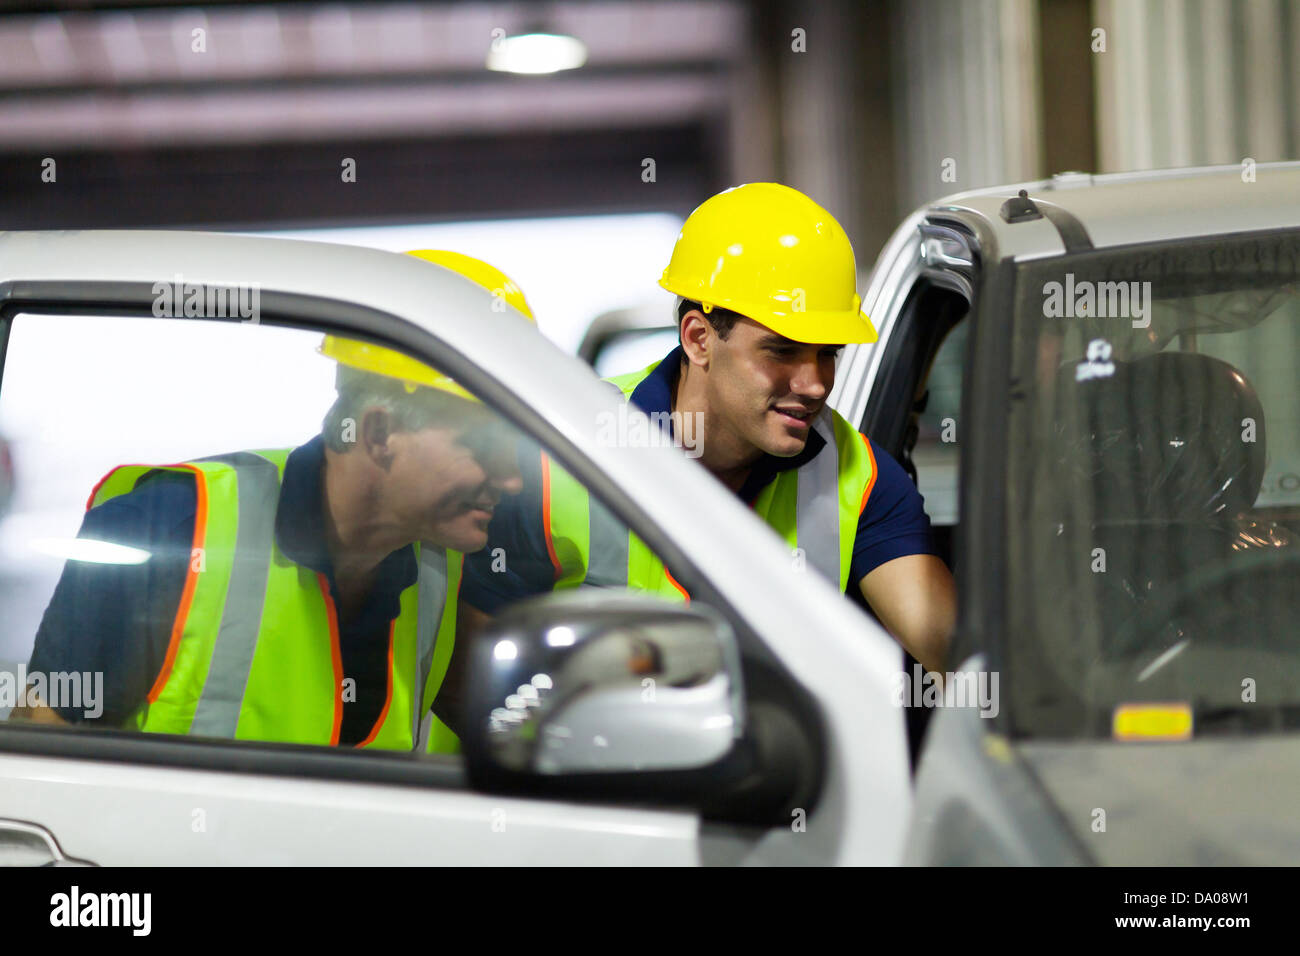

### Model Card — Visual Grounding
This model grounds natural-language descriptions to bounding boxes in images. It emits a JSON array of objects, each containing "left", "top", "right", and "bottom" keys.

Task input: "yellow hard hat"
[
  {"left": 405, "top": 248, "right": 535, "bottom": 322},
  {"left": 319, "top": 249, "right": 535, "bottom": 402},
  {"left": 659, "top": 183, "right": 877, "bottom": 344}
]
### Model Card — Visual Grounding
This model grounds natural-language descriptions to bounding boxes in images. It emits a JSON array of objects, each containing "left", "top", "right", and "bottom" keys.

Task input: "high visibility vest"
[
  {"left": 89, "top": 449, "right": 462, "bottom": 753},
  {"left": 541, "top": 361, "right": 878, "bottom": 599}
]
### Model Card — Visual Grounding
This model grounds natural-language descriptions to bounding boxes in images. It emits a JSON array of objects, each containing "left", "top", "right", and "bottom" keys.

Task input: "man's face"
[
  {"left": 382, "top": 407, "right": 522, "bottom": 553},
  {"left": 703, "top": 315, "right": 843, "bottom": 458}
]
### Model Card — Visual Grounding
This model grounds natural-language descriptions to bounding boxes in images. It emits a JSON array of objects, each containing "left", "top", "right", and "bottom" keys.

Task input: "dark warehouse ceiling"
[{"left": 0, "top": 1, "right": 750, "bottom": 227}]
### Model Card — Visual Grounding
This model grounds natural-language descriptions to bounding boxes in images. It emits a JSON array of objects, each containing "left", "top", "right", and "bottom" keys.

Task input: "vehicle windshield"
[{"left": 1006, "top": 231, "right": 1300, "bottom": 737}]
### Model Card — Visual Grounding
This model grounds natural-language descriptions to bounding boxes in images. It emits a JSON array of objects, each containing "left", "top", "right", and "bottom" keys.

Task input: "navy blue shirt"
[
  {"left": 28, "top": 436, "right": 420, "bottom": 744},
  {"left": 462, "top": 346, "right": 937, "bottom": 612}
]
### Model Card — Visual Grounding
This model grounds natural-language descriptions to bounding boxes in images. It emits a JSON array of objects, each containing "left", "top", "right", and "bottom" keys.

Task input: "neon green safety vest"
[
  {"left": 541, "top": 360, "right": 878, "bottom": 599},
  {"left": 89, "top": 449, "right": 462, "bottom": 753}
]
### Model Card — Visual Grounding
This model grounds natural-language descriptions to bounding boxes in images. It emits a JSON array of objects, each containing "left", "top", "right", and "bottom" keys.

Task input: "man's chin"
[
  {"left": 429, "top": 524, "right": 489, "bottom": 554},
  {"left": 760, "top": 431, "right": 809, "bottom": 458}
]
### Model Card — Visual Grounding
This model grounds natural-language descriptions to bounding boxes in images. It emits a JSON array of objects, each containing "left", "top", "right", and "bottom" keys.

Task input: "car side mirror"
[{"left": 462, "top": 590, "right": 746, "bottom": 794}]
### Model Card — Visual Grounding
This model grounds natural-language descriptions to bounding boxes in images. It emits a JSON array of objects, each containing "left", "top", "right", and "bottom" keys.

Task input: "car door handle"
[{"left": 0, "top": 819, "right": 96, "bottom": 867}]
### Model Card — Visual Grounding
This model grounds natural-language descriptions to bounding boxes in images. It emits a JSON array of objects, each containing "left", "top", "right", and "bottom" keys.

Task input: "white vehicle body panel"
[
  {"left": 0, "top": 754, "right": 698, "bottom": 866},
  {"left": 0, "top": 229, "right": 912, "bottom": 865}
]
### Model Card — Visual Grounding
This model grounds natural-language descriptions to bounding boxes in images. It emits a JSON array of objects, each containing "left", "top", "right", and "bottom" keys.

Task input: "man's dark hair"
[
  {"left": 321, "top": 365, "right": 477, "bottom": 453},
  {"left": 677, "top": 298, "right": 744, "bottom": 344}
]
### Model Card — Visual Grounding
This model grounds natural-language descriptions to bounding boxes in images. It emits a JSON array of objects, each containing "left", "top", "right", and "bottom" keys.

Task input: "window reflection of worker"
[
  {"left": 462, "top": 185, "right": 957, "bottom": 674},
  {"left": 15, "top": 252, "right": 529, "bottom": 751}
]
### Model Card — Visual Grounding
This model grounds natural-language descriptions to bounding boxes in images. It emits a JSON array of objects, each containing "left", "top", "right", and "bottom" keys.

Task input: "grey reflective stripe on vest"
[
  {"left": 413, "top": 544, "right": 449, "bottom": 744},
  {"left": 582, "top": 378, "right": 639, "bottom": 587},
  {"left": 189, "top": 452, "right": 280, "bottom": 737},
  {"left": 797, "top": 411, "right": 843, "bottom": 587},
  {"left": 584, "top": 496, "right": 629, "bottom": 587}
]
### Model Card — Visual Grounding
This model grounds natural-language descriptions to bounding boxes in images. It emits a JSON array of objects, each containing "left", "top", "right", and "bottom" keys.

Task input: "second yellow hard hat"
[
  {"left": 405, "top": 248, "right": 535, "bottom": 322},
  {"left": 320, "top": 249, "right": 535, "bottom": 401}
]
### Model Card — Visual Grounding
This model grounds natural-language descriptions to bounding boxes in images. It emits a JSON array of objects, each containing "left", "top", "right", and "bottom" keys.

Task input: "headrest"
[{"left": 1056, "top": 351, "right": 1265, "bottom": 521}]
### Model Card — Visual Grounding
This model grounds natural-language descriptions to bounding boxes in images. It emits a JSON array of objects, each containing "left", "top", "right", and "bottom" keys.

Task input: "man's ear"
[
  {"left": 360, "top": 407, "right": 395, "bottom": 471},
  {"left": 679, "top": 309, "right": 713, "bottom": 369}
]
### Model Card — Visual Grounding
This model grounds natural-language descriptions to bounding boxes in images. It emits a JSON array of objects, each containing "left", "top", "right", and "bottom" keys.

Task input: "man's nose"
[{"left": 790, "top": 354, "right": 832, "bottom": 401}]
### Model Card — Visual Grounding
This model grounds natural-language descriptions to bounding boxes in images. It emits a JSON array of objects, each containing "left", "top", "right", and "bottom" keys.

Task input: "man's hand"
[
  {"left": 429, "top": 601, "right": 496, "bottom": 736},
  {"left": 10, "top": 690, "right": 70, "bottom": 726},
  {"left": 858, "top": 554, "right": 956, "bottom": 675}
]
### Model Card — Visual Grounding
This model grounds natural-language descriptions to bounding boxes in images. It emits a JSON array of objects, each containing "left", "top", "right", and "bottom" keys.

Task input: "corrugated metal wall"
[
  {"left": 891, "top": 0, "right": 1044, "bottom": 210},
  {"left": 889, "top": 0, "right": 1299, "bottom": 205},
  {"left": 1094, "top": 0, "right": 1300, "bottom": 170}
]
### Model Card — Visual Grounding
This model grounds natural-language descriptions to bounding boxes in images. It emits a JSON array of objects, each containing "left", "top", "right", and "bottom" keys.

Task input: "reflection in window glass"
[
  {"left": 1006, "top": 235, "right": 1300, "bottom": 736},
  {"left": 0, "top": 313, "right": 685, "bottom": 758},
  {"left": 914, "top": 322, "right": 965, "bottom": 525}
]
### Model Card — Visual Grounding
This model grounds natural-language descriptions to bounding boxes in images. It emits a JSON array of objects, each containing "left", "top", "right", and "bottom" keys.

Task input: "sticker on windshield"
[
  {"left": 1112, "top": 702, "right": 1193, "bottom": 741},
  {"left": 1075, "top": 338, "right": 1115, "bottom": 381}
]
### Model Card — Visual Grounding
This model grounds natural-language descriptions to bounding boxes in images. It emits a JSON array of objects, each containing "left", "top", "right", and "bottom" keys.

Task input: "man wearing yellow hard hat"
[
  {"left": 17, "top": 250, "right": 529, "bottom": 751},
  {"left": 462, "top": 184, "right": 955, "bottom": 674}
]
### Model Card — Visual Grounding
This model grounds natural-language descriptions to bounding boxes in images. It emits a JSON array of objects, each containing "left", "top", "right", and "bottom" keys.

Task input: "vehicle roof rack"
[{"left": 1000, "top": 189, "right": 1043, "bottom": 223}]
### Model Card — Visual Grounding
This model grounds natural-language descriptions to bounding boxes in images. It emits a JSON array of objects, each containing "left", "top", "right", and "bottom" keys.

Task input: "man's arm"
[
  {"left": 859, "top": 554, "right": 956, "bottom": 675},
  {"left": 850, "top": 438, "right": 957, "bottom": 674},
  {"left": 432, "top": 441, "right": 554, "bottom": 733},
  {"left": 10, "top": 690, "right": 69, "bottom": 725},
  {"left": 10, "top": 471, "right": 193, "bottom": 728},
  {"left": 429, "top": 602, "right": 493, "bottom": 736}
]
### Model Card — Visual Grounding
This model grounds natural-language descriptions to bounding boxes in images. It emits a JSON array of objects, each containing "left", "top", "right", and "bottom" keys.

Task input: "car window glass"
[
  {"left": 1195, "top": 311, "right": 1300, "bottom": 506},
  {"left": 1006, "top": 234, "right": 1300, "bottom": 736},
  {"left": 0, "top": 311, "right": 694, "bottom": 759},
  {"left": 913, "top": 321, "right": 966, "bottom": 526}
]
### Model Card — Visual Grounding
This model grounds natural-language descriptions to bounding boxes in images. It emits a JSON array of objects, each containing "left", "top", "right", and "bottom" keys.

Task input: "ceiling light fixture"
[{"left": 486, "top": 30, "right": 587, "bottom": 75}]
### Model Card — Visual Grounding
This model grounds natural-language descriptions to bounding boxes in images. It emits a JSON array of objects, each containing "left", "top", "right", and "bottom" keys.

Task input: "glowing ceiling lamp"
[{"left": 486, "top": 30, "right": 587, "bottom": 75}]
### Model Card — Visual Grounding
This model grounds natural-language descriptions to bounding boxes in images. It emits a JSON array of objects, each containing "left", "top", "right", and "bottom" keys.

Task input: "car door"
[
  {"left": 0, "top": 309, "right": 703, "bottom": 866},
  {"left": 833, "top": 215, "right": 975, "bottom": 569},
  {"left": 0, "top": 230, "right": 912, "bottom": 865}
]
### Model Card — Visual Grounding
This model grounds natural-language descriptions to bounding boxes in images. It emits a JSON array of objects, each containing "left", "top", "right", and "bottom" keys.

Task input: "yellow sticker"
[
  {"left": 983, "top": 735, "right": 1014, "bottom": 764},
  {"left": 1112, "top": 703, "right": 1193, "bottom": 741}
]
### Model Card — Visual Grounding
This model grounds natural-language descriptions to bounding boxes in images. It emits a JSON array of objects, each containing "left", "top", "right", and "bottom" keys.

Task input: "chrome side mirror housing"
[{"left": 463, "top": 590, "right": 745, "bottom": 784}]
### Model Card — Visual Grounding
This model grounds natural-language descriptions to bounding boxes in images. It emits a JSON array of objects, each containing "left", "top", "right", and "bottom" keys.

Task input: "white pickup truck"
[{"left": 1, "top": 161, "right": 1297, "bottom": 865}]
